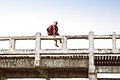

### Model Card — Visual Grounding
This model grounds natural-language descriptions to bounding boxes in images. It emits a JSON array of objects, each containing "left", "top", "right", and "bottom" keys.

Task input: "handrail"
[
  {"left": 0, "top": 32, "right": 119, "bottom": 50},
  {"left": 0, "top": 31, "right": 119, "bottom": 67},
  {"left": 0, "top": 34, "right": 120, "bottom": 40}
]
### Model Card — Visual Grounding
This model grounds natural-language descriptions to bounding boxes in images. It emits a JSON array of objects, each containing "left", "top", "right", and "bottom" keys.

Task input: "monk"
[{"left": 47, "top": 21, "right": 62, "bottom": 47}]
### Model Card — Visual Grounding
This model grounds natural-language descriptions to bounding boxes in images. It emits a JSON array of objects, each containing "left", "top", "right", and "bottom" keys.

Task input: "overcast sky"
[{"left": 0, "top": 0, "right": 120, "bottom": 80}]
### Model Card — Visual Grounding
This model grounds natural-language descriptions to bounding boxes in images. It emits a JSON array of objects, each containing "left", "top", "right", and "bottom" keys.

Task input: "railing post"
[
  {"left": 112, "top": 32, "right": 116, "bottom": 53},
  {"left": 9, "top": 38, "right": 15, "bottom": 51},
  {"left": 62, "top": 36, "right": 67, "bottom": 50},
  {"left": 34, "top": 32, "right": 41, "bottom": 67},
  {"left": 89, "top": 31, "right": 97, "bottom": 80}
]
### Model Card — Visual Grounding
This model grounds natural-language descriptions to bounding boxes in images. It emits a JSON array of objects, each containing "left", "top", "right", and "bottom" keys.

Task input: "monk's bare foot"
[
  {"left": 55, "top": 44, "right": 59, "bottom": 47},
  {"left": 60, "top": 40, "right": 62, "bottom": 43}
]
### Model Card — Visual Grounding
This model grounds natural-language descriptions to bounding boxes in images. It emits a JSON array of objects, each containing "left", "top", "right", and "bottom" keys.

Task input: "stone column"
[
  {"left": 9, "top": 38, "right": 16, "bottom": 51},
  {"left": 34, "top": 32, "right": 41, "bottom": 66},
  {"left": 112, "top": 32, "right": 116, "bottom": 53},
  {"left": 62, "top": 36, "right": 67, "bottom": 50},
  {"left": 89, "top": 31, "right": 97, "bottom": 80}
]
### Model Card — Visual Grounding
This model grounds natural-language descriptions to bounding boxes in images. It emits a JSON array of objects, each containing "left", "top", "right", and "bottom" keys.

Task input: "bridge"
[{"left": 0, "top": 31, "right": 120, "bottom": 80}]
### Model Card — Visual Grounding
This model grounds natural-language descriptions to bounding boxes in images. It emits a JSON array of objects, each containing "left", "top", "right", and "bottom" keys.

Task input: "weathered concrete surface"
[
  {"left": 0, "top": 68, "right": 88, "bottom": 78},
  {"left": 0, "top": 71, "right": 7, "bottom": 80},
  {"left": 1, "top": 32, "right": 120, "bottom": 79},
  {"left": 97, "top": 66, "right": 120, "bottom": 73},
  {"left": 0, "top": 56, "right": 88, "bottom": 68},
  {"left": 1, "top": 49, "right": 120, "bottom": 54},
  {"left": 89, "top": 31, "right": 97, "bottom": 80},
  {"left": 0, "top": 52, "right": 89, "bottom": 78},
  {"left": 1, "top": 53, "right": 120, "bottom": 78}
]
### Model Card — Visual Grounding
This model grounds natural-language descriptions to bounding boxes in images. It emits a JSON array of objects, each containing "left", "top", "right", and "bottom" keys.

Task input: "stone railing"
[
  {"left": 0, "top": 31, "right": 120, "bottom": 67},
  {"left": 0, "top": 31, "right": 120, "bottom": 80},
  {"left": 0, "top": 32, "right": 119, "bottom": 50}
]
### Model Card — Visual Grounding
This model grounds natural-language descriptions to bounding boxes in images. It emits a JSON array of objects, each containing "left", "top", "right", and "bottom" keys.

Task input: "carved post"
[
  {"left": 34, "top": 32, "right": 41, "bottom": 66},
  {"left": 62, "top": 36, "right": 67, "bottom": 50},
  {"left": 89, "top": 31, "right": 97, "bottom": 80},
  {"left": 112, "top": 32, "right": 116, "bottom": 53},
  {"left": 9, "top": 38, "right": 15, "bottom": 51}
]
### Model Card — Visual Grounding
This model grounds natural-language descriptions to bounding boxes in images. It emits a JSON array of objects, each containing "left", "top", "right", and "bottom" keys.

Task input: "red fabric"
[{"left": 47, "top": 25, "right": 59, "bottom": 36}]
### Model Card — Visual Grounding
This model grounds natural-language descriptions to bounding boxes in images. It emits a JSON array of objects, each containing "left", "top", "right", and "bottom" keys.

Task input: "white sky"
[
  {"left": 0, "top": 0, "right": 120, "bottom": 36},
  {"left": 0, "top": 0, "right": 120, "bottom": 80}
]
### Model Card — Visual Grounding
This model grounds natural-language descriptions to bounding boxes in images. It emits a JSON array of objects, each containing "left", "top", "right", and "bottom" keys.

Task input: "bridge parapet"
[
  {"left": 0, "top": 32, "right": 120, "bottom": 51},
  {"left": 0, "top": 31, "right": 120, "bottom": 80}
]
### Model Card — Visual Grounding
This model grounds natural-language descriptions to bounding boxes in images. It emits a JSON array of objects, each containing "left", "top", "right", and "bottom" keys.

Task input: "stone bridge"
[{"left": 0, "top": 31, "right": 120, "bottom": 80}]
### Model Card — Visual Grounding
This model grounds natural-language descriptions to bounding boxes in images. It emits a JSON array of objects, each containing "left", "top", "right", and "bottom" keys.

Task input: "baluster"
[
  {"left": 62, "top": 36, "right": 67, "bottom": 50},
  {"left": 34, "top": 32, "right": 41, "bottom": 66},
  {"left": 9, "top": 38, "right": 15, "bottom": 51},
  {"left": 89, "top": 31, "right": 97, "bottom": 80},
  {"left": 112, "top": 32, "right": 116, "bottom": 53}
]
